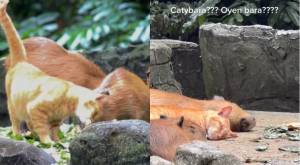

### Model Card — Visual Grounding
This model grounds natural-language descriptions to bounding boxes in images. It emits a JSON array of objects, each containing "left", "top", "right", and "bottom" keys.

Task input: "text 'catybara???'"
[
  {"left": 94, "top": 68, "right": 150, "bottom": 122},
  {"left": 150, "top": 105, "right": 237, "bottom": 140},
  {"left": 150, "top": 89, "right": 256, "bottom": 132},
  {"left": 5, "top": 37, "right": 106, "bottom": 89},
  {"left": 150, "top": 116, "right": 206, "bottom": 161}
]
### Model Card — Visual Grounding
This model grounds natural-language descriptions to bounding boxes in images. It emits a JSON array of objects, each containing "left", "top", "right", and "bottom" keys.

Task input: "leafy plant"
[
  {"left": 0, "top": 0, "right": 149, "bottom": 56},
  {"left": 0, "top": 124, "right": 81, "bottom": 165}
]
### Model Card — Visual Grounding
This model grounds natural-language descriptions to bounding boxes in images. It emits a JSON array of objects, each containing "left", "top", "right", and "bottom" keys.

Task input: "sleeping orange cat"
[
  {"left": 0, "top": 0, "right": 104, "bottom": 143},
  {"left": 150, "top": 105, "right": 237, "bottom": 140}
]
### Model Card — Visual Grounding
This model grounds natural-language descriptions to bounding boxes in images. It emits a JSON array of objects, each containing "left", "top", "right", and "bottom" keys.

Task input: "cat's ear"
[
  {"left": 177, "top": 116, "right": 184, "bottom": 128},
  {"left": 217, "top": 106, "right": 232, "bottom": 118}
]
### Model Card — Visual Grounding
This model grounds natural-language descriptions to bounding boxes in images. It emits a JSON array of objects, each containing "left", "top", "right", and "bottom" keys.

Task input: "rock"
[
  {"left": 86, "top": 44, "right": 149, "bottom": 81},
  {"left": 151, "top": 156, "right": 174, "bottom": 165},
  {"left": 174, "top": 141, "right": 242, "bottom": 165},
  {"left": 69, "top": 120, "right": 149, "bottom": 165},
  {"left": 150, "top": 39, "right": 206, "bottom": 98},
  {"left": 0, "top": 138, "right": 55, "bottom": 165},
  {"left": 150, "top": 1, "right": 199, "bottom": 43},
  {"left": 200, "top": 23, "right": 299, "bottom": 112},
  {"left": 267, "top": 159, "right": 300, "bottom": 165}
]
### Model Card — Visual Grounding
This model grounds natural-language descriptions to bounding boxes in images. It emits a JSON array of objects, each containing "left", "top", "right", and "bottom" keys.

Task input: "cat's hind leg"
[
  {"left": 28, "top": 106, "right": 53, "bottom": 144},
  {"left": 7, "top": 100, "right": 21, "bottom": 135},
  {"left": 51, "top": 125, "right": 61, "bottom": 141}
]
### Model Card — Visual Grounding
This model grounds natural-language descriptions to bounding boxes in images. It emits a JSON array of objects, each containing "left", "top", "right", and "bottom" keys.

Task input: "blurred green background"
[{"left": 0, "top": 0, "right": 149, "bottom": 57}]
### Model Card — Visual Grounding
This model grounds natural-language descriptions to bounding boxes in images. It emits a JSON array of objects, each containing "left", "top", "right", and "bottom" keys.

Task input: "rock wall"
[
  {"left": 200, "top": 23, "right": 299, "bottom": 112},
  {"left": 150, "top": 40, "right": 206, "bottom": 99},
  {"left": 86, "top": 44, "right": 149, "bottom": 80},
  {"left": 150, "top": 24, "right": 299, "bottom": 112}
]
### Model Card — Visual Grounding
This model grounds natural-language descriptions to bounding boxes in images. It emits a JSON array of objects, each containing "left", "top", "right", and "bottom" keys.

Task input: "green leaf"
[
  {"left": 234, "top": 13, "right": 244, "bottom": 23},
  {"left": 286, "top": 7, "right": 300, "bottom": 26},
  {"left": 36, "top": 12, "right": 59, "bottom": 25}
]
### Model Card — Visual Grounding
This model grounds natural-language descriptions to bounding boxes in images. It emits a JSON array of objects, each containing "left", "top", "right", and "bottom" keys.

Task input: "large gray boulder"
[
  {"left": 175, "top": 141, "right": 242, "bottom": 165},
  {"left": 150, "top": 40, "right": 206, "bottom": 98},
  {"left": 0, "top": 138, "right": 55, "bottom": 165},
  {"left": 200, "top": 23, "right": 299, "bottom": 112},
  {"left": 69, "top": 120, "right": 149, "bottom": 165},
  {"left": 151, "top": 156, "right": 174, "bottom": 165}
]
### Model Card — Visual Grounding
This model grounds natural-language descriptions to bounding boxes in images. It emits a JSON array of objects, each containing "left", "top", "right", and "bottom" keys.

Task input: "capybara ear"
[
  {"left": 95, "top": 88, "right": 110, "bottom": 96},
  {"left": 177, "top": 116, "right": 184, "bottom": 128},
  {"left": 213, "top": 95, "right": 225, "bottom": 100},
  {"left": 160, "top": 115, "right": 167, "bottom": 119},
  {"left": 217, "top": 106, "right": 232, "bottom": 118},
  {"left": 95, "top": 92, "right": 108, "bottom": 101}
]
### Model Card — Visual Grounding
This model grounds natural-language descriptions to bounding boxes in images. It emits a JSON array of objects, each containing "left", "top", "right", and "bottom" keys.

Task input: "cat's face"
[
  {"left": 83, "top": 100, "right": 103, "bottom": 124},
  {"left": 206, "top": 106, "right": 238, "bottom": 140}
]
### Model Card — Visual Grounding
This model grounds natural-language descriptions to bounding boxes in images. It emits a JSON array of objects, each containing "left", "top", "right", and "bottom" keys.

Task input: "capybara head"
[
  {"left": 205, "top": 106, "right": 238, "bottom": 140},
  {"left": 157, "top": 116, "right": 206, "bottom": 140},
  {"left": 228, "top": 103, "right": 256, "bottom": 132}
]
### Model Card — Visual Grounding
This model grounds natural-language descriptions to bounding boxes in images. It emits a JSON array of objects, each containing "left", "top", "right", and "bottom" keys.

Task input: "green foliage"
[
  {"left": 0, "top": 0, "right": 149, "bottom": 56},
  {"left": 0, "top": 124, "right": 80, "bottom": 165}
]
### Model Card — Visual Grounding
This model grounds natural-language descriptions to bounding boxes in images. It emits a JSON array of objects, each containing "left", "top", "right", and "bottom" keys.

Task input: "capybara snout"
[{"left": 239, "top": 116, "right": 256, "bottom": 132}]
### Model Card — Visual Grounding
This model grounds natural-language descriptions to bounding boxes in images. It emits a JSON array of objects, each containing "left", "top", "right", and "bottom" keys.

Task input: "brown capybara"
[
  {"left": 94, "top": 67, "right": 150, "bottom": 121},
  {"left": 150, "top": 116, "right": 206, "bottom": 161},
  {"left": 5, "top": 37, "right": 106, "bottom": 89},
  {"left": 150, "top": 89, "right": 256, "bottom": 132}
]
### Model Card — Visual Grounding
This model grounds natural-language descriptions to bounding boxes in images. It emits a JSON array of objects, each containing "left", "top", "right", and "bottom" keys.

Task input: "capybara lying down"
[
  {"left": 150, "top": 116, "right": 206, "bottom": 161},
  {"left": 94, "top": 67, "right": 150, "bottom": 122},
  {"left": 150, "top": 89, "right": 256, "bottom": 132},
  {"left": 5, "top": 37, "right": 106, "bottom": 89},
  {"left": 151, "top": 105, "right": 237, "bottom": 140}
]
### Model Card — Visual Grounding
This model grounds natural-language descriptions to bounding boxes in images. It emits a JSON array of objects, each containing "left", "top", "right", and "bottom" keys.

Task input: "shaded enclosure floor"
[{"left": 207, "top": 111, "right": 300, "bottom": 164}]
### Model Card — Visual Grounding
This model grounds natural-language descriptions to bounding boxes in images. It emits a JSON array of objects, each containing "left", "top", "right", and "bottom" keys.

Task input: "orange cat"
[
  {"left": 150, "top": 105, "right": 237, "bottom": 140},
  {"left": 0, "top": 0, "right": 104, "bottom": 143},
  {"left": 150, "top": 89, "right": 256, "bottom": 132}
]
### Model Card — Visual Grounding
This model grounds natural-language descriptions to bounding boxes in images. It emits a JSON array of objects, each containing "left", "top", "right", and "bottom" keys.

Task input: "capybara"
[
  {"left": 150, "top": 116, "right": 206, "bottom": 161},
  {"left": 151, "top": 105, "right": 237, "bottom": 140},
  {"left": 150, "top": 89, "right": 256, "bottom": 132},
  {"left": 94, "top": 67, "right": 150, "bottom": 121}
]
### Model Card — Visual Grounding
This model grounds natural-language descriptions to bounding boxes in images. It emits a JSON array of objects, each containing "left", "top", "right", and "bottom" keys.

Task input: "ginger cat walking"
[{"left": 0, "top": 0, "right": 104, "bottom": 143}]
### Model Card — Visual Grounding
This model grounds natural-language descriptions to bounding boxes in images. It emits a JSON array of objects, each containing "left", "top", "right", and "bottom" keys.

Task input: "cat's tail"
[{"left": 0, "top": 0, "right": 27, "bottom": 68}]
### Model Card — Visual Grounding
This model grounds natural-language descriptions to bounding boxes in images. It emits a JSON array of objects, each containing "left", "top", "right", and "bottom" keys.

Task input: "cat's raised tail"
[{"left": 0, "top": 0, "right": 27, "bottom": 68}]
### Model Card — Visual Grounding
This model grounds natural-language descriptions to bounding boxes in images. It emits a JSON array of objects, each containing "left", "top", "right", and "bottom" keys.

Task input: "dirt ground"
[{"left": 207, "top": 111, "right": 300, "bottom": 165}]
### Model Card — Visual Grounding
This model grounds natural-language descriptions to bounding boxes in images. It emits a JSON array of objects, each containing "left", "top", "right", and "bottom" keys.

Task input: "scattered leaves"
[
  {"left": 0, "top": 124, "right": 80, "bottom": 165},
  {"left": 255, "top": 145, "right": 268, "bottom": 152}
]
